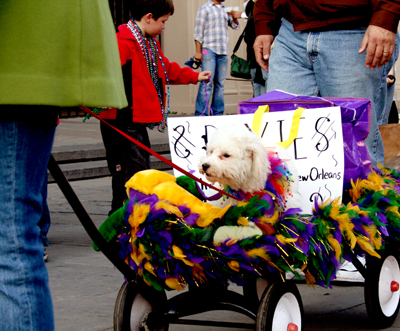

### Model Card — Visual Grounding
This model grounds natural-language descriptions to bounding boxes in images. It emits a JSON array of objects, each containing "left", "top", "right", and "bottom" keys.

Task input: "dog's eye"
[{"left": 223, "top": 153, "right": 230, "bottom": 158}]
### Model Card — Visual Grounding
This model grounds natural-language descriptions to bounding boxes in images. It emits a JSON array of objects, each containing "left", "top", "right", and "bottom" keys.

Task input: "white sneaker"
[
  {"left": 335, "top": 257, "right": 365, "bottom": 282},
  {"left": 44, "top": 248, "right": 48, "bottom": 262}
]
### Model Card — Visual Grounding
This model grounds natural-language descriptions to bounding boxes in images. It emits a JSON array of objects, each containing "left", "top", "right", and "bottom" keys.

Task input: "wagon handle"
[{"left": 47, "top": 154, "right": 137, "bottom": 282}]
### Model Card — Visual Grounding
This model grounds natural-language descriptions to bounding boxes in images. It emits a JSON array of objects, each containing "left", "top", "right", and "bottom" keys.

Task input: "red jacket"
[
  {"left": 254, "top": 0, "right": 400, "bottom": 37},
  {"left": 101, "top": 23, "right": 199, "bottom": 123}
]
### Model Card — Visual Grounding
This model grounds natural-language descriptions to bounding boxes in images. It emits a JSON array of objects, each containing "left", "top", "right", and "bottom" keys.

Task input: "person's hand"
[
  {"left": 198, "top": 71, "right": 212, "bottom": 82},
  {"left": 231, "top": 11, "right": 242, "bottom": 19},
  {"left": 359, "top": 25, "right": 396, "bottom": 70},
  {"left": 253, "top": 34, "right": 274, "bottom": 72},
  {"left": 194, "top": 51, "right": 203, "bottom": 62}
]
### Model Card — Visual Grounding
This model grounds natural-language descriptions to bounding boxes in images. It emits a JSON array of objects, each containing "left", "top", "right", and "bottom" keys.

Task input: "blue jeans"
[
  {"left": 262, "top": 68, "right": 268, "bottom": 84},
  {"left": 38, "top": 177, "right": 51, "bottom": 246},
  {"left": 251, "top": 68, "right": 266, "bottom": 97},
  {"left": 195, "top": 48, "right": 228, "bottom": 116},
  {"left": 383, "top": 32, "right": 400, "bottom": 125},
  {"left": 267, "top": 19, "right": 389, "bottom": 167},
  {"left": 0, "top": 106, "right": 56, "bottom": 331}
]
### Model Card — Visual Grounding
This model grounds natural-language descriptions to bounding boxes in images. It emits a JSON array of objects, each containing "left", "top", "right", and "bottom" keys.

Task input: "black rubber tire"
[
  {"left": 114, "top": 281, "right": 169, "bottom": 331},
  {"left": 364, "top": 250, "right": 400, "bottom": 328},
  {"left": 256, "top": 280, "right": 304, "bottom": 331}
]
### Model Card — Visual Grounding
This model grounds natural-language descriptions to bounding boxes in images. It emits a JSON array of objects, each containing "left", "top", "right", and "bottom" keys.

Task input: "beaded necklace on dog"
[{"left": 127, "top": 20, "right": 170, "bottom": 132}]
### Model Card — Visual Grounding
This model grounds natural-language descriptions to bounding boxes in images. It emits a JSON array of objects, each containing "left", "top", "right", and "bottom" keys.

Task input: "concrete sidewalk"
[
  {"left": 53, "top": 117, "right": 168, "bottom": 150},
  {"left": 53, "top": 117, "right": 169, "bottom": 151},
  {"left": 50, "top": 117, "right": 171, "bottom": 181}
]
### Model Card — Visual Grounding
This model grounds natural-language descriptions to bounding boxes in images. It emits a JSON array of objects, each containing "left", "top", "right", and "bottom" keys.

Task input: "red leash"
[{"left": 78, "top": 107, "right": 239, "bottom": 201}]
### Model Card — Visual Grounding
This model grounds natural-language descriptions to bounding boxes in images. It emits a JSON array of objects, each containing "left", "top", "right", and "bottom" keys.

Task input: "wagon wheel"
[
  {"left": 256, "top": 280, "right": 304, "bottom": 331},
  {"left": 364, "top": 249, "right": 400, "bottom": 328},
  {"left": 114, "top": 281, "right": 169, "bottom": 331}
]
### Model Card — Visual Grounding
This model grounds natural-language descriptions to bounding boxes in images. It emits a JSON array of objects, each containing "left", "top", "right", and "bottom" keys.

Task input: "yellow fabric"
[
  {"left": 126, "top": 169, "right": 231, "bottom": 228},
  {"left": 125, "top": 169, "right": 177, "bottom": 196},
  {"left": 251, "top": 105, "right": 305, "bottom": 149},
  {"left": 277, "top": 108, "right": 305, "bottom": 148},
  {"left": 252, "top": 105, "right": 269, "bottom": 136},
  {"left": 153, "top": 181, "right": 231, "bottom": 227}
]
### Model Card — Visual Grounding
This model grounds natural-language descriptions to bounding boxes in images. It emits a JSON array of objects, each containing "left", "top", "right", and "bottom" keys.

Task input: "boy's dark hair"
[{"left": 131, "top": 0, "right": 174, "bottom": 21}]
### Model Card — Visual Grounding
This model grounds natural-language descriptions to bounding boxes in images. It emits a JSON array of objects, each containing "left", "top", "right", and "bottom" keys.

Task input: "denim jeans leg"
[
  {"left": 38, "top": 176, "right": 51, "bottom": 246},
  {"left": 382, "top": 33, "right": 399, "bottom": 125},
  {"left": 210, "top": 54, "right": 228, "bottom": 115},
  {"left": 377, "top": 54, "right": 394, "bottom": 126},
  {"left": 268, "top": 19, "right": 386, "bottom": 167},
  {"left": 195, "top": 48, "right": 216, "bottom": 116},
  {"left": 0, "top": 108, "right": 56, "bottom": 331},
  {"left": 251, "top": 68, "right": 267, "bottom": 97},
  {"left": 267, "top": 19, "right": 319, "bottom": 96},
  {"left": 312, "top": 28, "right": 387, "bottom": 167}
]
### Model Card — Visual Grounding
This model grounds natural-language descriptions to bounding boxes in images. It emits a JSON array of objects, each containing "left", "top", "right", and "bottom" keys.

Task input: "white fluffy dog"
[{"left": 199, "top": 124, "right": 301, "bottom": 210}]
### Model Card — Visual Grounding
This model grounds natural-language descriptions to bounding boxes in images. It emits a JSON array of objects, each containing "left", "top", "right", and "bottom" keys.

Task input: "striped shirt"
[{"left": 194, "top": 0, "right": 239, "bottom": 55}]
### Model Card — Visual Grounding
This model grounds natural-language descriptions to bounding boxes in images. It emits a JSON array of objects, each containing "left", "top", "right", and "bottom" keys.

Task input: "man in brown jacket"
[{"left": 253, "top": 0, "right": 400, "bottom": 168}]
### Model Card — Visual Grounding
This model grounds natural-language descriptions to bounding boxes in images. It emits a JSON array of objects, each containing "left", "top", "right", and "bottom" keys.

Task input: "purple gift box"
[{"left": 238, "top": 90, "right": 372, "bottom": 191}]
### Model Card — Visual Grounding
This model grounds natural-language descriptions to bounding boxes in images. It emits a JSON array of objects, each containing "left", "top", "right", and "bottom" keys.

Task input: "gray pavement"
[
  {"left": 53, "top": 117, "right": 168, "bottom": 150},
  {"left": 46, "top": 118, "right": 400, "bottom": 330}
]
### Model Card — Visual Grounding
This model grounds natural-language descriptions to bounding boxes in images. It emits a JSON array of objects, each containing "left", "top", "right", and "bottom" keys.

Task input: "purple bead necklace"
[{"left": 127, "top": 20, "right": 170, "bottom": 132}]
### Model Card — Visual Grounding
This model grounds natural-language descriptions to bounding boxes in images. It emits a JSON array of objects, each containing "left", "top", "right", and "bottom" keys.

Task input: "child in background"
[{"left": 100, "top": 0, "right": 211, "bottom": 215}]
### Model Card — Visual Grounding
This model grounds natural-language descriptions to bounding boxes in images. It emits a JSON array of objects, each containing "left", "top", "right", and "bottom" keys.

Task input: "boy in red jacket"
[{"left": 101, "top": 0, "right": 211, "bottom": 215}]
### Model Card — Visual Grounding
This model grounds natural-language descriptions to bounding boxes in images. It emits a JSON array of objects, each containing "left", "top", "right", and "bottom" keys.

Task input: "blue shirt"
[{"left": 194, "top": 0, "right": 239, "bottom": 55}]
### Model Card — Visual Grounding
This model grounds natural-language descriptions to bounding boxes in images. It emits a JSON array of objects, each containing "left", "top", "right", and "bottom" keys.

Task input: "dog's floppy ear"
[{"left": 246, "top": 142, "right": 269, "bottom": 186}]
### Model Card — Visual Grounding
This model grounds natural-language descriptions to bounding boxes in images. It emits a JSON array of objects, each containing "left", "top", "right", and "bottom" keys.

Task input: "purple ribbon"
[
  {"left": 195, "top": 182, "right": 221, "bottom": 201},
  {"left": 200, "top": 78, "right": 214, "bottom": 116}
]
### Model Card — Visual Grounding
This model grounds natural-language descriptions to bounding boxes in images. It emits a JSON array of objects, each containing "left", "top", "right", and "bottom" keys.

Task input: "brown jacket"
[{"left": 254, "top": 0, "right": 400, "bottom": 36}]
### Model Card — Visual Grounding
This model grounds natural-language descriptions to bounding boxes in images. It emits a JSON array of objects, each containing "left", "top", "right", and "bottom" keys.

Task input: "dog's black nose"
[{"left": 202, "top": 163, "right": 210, "bottom": 172}]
